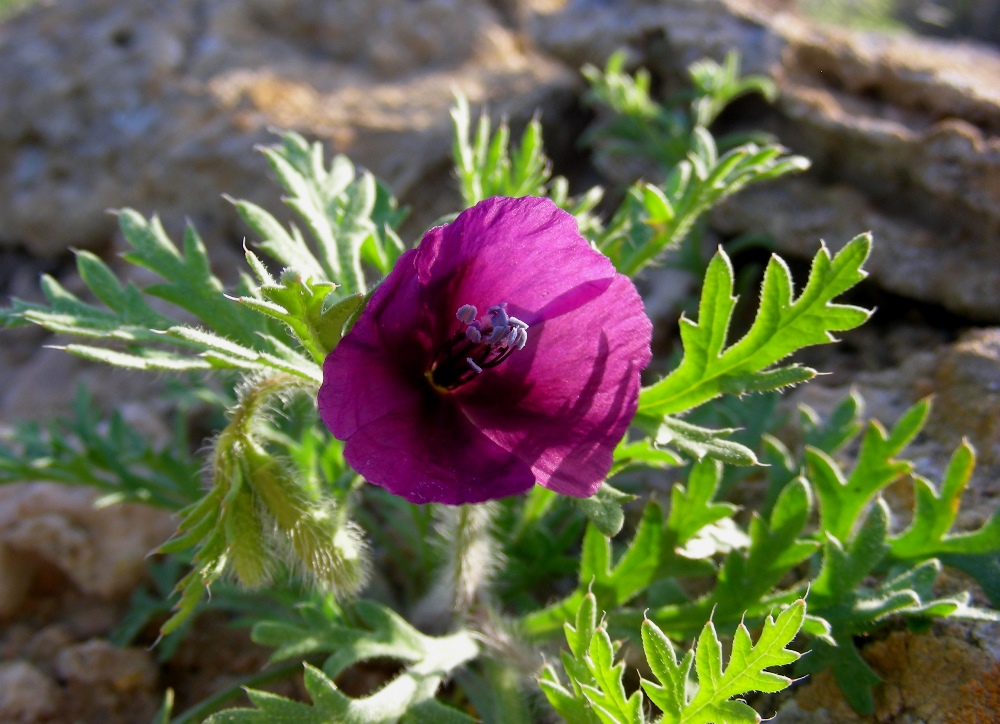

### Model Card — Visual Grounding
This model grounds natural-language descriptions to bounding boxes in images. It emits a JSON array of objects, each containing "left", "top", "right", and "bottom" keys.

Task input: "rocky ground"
[{"left": 1, "top": 0, "right": 999, "bottom": 721}]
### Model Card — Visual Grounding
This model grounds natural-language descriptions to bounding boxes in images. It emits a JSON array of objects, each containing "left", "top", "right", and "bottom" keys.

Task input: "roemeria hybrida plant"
[{"left": 318, "top": 196, "right": 652, "bottom": 504}]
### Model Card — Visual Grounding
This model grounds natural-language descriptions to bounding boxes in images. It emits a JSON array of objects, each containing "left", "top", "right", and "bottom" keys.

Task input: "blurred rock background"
[{"left": 0, "top": 0, "right": 998, "bottom": 721}]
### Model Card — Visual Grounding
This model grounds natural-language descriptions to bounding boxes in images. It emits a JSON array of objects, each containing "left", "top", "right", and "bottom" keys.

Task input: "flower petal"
[
  {"left": 320, "top": 246, "right": 535, "bottom": 504},
  {"left": 415, "top": 196, "right": 620, "bottom": 328},
  {"left": 341, "top": 396, "right": 535, "bottom": 505},
  {"left": 459, "top": 273, "right": 651, "bottom": 497},
  {"left": 319, "top": 196, "right": 652, "bottom": 504},
  {"left": 319, "top": 248, "right": 429, "bottom": 442}
]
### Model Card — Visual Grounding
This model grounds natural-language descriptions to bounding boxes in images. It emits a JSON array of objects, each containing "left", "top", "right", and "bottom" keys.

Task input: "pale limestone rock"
[
  {"left": 929, "top": 329, "right": 1000, "bottom": 466},
  {"left": 0, "top": 483, "right": 175, "bottom": 607},
  {"left": 0, "top": 0, "right": 575, "bottom": 257},
  {"left": 54, "top": 639, "right": 158, "bottom": 691},
  {"left": 532, "top": 0, "right": 1000, "bottom": 320},
  {"left": 0, "top": 660, "right": 61, "bottom": 723}
]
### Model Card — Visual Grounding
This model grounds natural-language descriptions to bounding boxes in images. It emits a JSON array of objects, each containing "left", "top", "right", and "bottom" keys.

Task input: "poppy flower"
[{"left": 318, "top": 196, "right": 652, "bottom": 505}]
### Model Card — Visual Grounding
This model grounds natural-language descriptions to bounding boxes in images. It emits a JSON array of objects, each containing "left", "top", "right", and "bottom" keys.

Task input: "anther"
[
  {"left": 488, "top": 303, "right": 509, "bottom": 329},
  {"left": 456, "top": 304, "right": 478, "bottom": 324},
  {"left": 431, "top": 301, "right": 528, "bottom": 391}
]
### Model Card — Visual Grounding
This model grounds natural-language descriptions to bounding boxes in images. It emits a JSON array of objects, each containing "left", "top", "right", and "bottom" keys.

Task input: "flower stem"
[{"left": 444, "top": 503, "right": 500, "bottom": 612}]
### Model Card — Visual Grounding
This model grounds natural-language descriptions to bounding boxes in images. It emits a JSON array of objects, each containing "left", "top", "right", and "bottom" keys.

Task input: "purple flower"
[{"left": 318, "top": 197, "right": 652, "bottom": 505}]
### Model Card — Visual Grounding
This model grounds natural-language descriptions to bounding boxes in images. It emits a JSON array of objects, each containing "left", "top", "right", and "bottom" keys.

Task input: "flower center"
[{"left": 426, "top": 303, "right": 529, "bottom": 391}]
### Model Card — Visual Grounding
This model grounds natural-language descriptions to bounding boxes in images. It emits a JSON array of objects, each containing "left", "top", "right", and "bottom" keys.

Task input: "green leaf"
[
  {"left": 653, "top": 415, "right": 760, "bottom": 466},
  {"left": 641, "top": 601, "right": 805, "bottom": 724},
  {"left": 798, "top": 636, "right": 881, "bottom": 715},
  {"left": 639, "top": 237, "right": 871, "bottom": 418},
  {"left": 2, "top": 212, "right": 325, "bottom": 381},
  {"left": 0, "top": 386, "right": 203, "bottom": 509},
  {"left": 802, "top": 500, "right": 995, "bottom": 713},
  {"left": 610, "top": 435, "right": 684, "bottom": 477},
  {"left": 213, "top": 602, "right": 479, "bottom": 724},
  {"left": 582, "top": 628, "right": 645, "bottom": 724},
  {"left": 524, "top": 462, "right": 754, "bottom": 643},
  {"left": 689, "top": 51, "right": 778, "bottom": 128},
  {"left": 712, "top": 477, "right": 819, "bottom": 615},
  {"left": 238, "top": 258, "right": 364, "bottom": 363},
  {"left": 522, "top": 505, "right": 664, "bottom": 640},
  {"left": 449, "top": 92, "right": 602, "bottom": 233},
  {"left": 249, "top": 131, "right": 407, "bottom": 295},
  {"left": 119, "top": 213, "right": 271, "bottom": 348},
  {"left": 540, "top": 592, "right": 644, "bottom": 724},
  {"left": 638, "top": 619, "right": 688, "bottom": 720},
  {"left": 809, "top": 399, "right": 927, "bottom": 542},
  {"left": 665, "top": 459, "right": 739, "bottom": 549},
  {"left": 801, "top": 388, "right": 865, "bottom": 453},
  {"left": 598, "top": 140, "right": 810, "bottom": 275},
  {"left": 540, "top": 664, "right": 602, "bottom": 724},
  {"left": 889, "top": 439, "right": 1000, "bottom": 605}
]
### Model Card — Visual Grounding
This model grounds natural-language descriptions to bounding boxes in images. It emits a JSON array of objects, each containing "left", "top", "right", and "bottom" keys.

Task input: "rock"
[
  {"left": 929, "top": 329, "right": 1000, "bottom": 466},
  {"left": 532, "top": 0, "right": 1000, "bottom": 320},
  {"left": 0, "top": 483, "right": 175, "bottom": 611},
  {"left": 55, "top": 639, "right": 158, "bottom": 690},
  {"left": 0, "top": 543, "right": 34, "bottom": 618},
  {"left": 0, "top": 660, "right": 61, "bottom": 723},
  {"left": 945, "top": 661, "right": 1000, "bottom": 723},
  {"left": 0, "top": 344, "right": 171, "bottom": 424},
  {"left": 788, "top": 630, "right": 995, "bottom": 723},
  {"left": 711, "top": 178, "right": 1000, "bottom": 322},
  {"left": 0, "top": 0, "right": 576, "bottom": 258},
  {"left": 532, "top": 0, "right": 787, "bottom": 80},
  {"left": 895, "top": 0, "right": 1000, "bottom": 46},
  {"left": 54, "top": 639, "right": 159, "bottom": 724},
  {"left": 765, "top": 26, "right": 1000, "bottom": 320}
]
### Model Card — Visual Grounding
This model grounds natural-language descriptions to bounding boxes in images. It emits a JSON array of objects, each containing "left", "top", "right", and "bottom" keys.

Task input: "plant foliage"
[
  {"left": 1, "top": 50, "right": 999, "bottom": 724},
  {"left": 539, "top": 591, "right": 806, "bottom": 724}
]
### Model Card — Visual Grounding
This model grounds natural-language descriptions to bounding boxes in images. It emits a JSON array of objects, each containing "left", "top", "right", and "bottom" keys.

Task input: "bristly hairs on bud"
[
  {"left": 158, "top": 372, "right": 371, "bottom": 637},
  {"left": 221, "top": 372, "right": 370, "bottom": 596},
  {"left": 242, "top": 443, "right": 369, "bottom": 595}
]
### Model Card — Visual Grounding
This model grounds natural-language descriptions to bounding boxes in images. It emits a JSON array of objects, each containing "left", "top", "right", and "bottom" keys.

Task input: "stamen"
[
  {"left": 488, "top": 303, "right": 509, "bottom": 329},
  {"left": 486, "top": 325, "right": 508, "bottom": 346},
  {"left": 456, "top": 304, "right": 478, "bottom": 324},
  {"left": 429, "top": 301, "right": 529, "bottom": 391}
]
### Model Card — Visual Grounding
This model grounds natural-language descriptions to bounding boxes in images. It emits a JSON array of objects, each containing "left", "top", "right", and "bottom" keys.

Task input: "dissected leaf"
[
  {"left": 809, "top": 399, "right": 927, "bottom": 542},
  {"left": 638, "top": 237, "right": 871, "bottom": 418},
  {"left": 889, "top": 440, "right": 1000, "bottom": 605},
  {"left": 212, "top": 601, "right": 479, "bottom": 724},
  {"left": 541, "top": 594, "right": 805, "bottom": 724},
  {"left": 654, "top": 415, "right": 760, "bottom": 466},
  {"left": 663, "top": 600, "right": 804, "bottom": 724}
]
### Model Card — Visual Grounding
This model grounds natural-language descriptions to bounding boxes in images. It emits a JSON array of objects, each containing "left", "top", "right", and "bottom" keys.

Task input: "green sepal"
[{"left": 577, "top": 482, "right": 635, "bottom": 537}]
